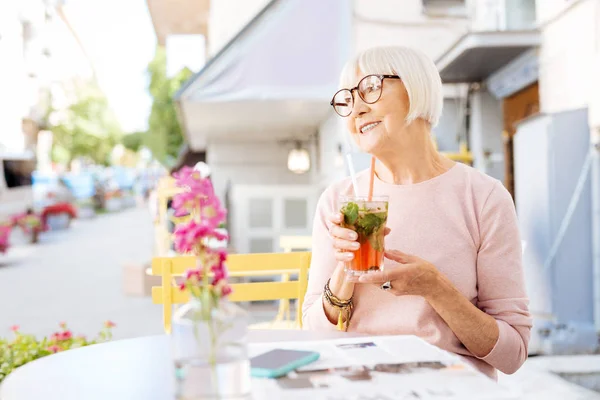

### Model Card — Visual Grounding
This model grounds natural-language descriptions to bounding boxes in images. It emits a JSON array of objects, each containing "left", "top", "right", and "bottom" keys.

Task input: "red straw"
[{"left": 368, "top": 156, "right": 376, "bottom": 201}]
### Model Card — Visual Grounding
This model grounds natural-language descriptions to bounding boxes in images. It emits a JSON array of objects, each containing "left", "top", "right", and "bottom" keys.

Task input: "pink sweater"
[{"left": 302, "top": 163, "right": 532, "bottom": 379}]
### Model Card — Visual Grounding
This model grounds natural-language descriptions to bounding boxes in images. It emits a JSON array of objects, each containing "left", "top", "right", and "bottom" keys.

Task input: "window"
[{"left": 422, "top": 0, "right": 467, "bottom": 17}]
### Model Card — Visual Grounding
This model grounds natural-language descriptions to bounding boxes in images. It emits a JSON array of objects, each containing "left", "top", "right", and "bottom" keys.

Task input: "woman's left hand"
[{"left": 352, "top": 249, "right": 440, "bottom": 298}]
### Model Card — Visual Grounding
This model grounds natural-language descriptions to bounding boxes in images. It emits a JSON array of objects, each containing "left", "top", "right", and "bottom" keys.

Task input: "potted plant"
[
  {"left": 0, "top": 321, "right": 116, "bottom": 383},
  {"left": 0, "top": 223, "right": 11, "bottom": 254},
  {"left": 11, "top": 210, "right": 45, "bottom": 244},
  {"left": 170, "top": 164, "right": 250, "bottom": 400}
]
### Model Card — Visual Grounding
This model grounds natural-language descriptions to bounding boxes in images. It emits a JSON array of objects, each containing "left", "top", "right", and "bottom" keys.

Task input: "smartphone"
[{"left": 250, "top": 349, "right": 320, "bottom": 378}]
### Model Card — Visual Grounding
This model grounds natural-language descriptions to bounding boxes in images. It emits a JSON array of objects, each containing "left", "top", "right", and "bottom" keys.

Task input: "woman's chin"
[{"left": 356, "top": 135, "right": 385, "bottom": 155}]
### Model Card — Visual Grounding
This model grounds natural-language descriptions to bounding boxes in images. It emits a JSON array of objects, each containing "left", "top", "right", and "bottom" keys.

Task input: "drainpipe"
[
  {"left": 592, "top": 133, "right": 600, "bottom": 333},
  {"left": 591, "top": 0, "right": 600, "bottom": 333}
]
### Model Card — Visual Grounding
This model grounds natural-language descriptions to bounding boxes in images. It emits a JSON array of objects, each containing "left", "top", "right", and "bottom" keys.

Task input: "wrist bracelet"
[{"left": 324, "top": 279, "right": 353, "bottom": 331}]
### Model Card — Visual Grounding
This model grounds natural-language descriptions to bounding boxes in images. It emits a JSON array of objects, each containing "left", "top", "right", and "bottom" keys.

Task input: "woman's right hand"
[
  {"left": 323, "top": 213, "right": 391, "bottom": 326},
  {"left": 330, "top": 212, "right": 360, "bottom": 263},
  {"left": 324, "top": 213, "right": 359, "bottom": 309},
  {"left": 326, "top": 212, "right": 392, "bottom": 301}
]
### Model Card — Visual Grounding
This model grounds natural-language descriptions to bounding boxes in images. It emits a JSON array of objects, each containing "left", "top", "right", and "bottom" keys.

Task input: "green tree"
[
  {"left": 50, "top": 83, "right": 122, "bottom": 165},
  {"left": 145, "top": 45, "right": 192, "bottom": 166},
  {"left": 122, "top": 131, "right": 145, "bottom": 152}
]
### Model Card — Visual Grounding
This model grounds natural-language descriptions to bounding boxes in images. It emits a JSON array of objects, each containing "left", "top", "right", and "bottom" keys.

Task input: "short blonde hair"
[{"left": 339, "top": 46, "right": 443, "bottom": 127}]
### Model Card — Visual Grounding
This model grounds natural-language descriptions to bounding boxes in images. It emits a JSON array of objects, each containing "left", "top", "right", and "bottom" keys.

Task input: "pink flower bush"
[
  {"left": 47, "top": 345, "right": 62, "bottom": 353},
  {"left": 1, "top": 321, "right": 116, "bottom": 383},
  {"left": 0, "top": 225, "right": 11, "bottom": 254},
  {"left": 104, "top": 320, "right": 116, "bottom": 329},
  {"left": 171, "top": 164, "right": 233, "bottom": 304}
]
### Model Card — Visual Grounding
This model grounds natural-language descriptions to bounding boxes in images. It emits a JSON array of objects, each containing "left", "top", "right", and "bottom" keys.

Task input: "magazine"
[{"left": 248, "top": 335, "right": 519, "bottom": 400}]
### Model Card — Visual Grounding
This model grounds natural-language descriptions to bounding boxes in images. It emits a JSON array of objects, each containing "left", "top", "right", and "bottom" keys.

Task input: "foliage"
[
  {"left": 145, "top": 46, "right": 193, "bottom": 166},
  {"left": 0, "top": 321, "right": 116, "bottom": 383},
  {"left": 121, "top": 131, "right": 146, "bottom": 152},
  {"left": 50, "top": 83, "right": 123, "bottom": 166}
]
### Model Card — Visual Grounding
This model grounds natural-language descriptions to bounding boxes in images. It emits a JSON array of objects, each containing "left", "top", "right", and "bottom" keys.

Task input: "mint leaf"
[
  {"left": 342, "top": 202, "right": 359, "bottom": 225},
  {"left": 372, "top": 212, "right": 388, "bottom": 222},
  {"left": 368, "top": 225, "right": 384, "bottom": 251},
  {"left": 357, "top": 213, "right": 383, "bottom": 236}
]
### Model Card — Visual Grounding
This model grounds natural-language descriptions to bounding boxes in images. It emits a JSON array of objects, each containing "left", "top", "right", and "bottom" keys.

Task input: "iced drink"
[{"left": 339, "top": 196, "right": 389, "bottom": 276}]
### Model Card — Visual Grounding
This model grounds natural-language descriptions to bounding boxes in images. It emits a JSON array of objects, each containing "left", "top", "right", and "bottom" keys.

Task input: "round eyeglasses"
[{"left": 330, "top": 74, "right": 401, "bottom": 117}]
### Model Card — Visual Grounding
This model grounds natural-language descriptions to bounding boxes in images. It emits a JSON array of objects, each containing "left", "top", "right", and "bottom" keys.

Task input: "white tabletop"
[{"left": 0, "top": 330, "right": 359, "bottom": 400}]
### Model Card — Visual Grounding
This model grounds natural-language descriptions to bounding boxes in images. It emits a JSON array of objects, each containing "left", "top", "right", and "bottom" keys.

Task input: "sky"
[{"left": 63, "top": 0, "right": 157, "bottom": 133}]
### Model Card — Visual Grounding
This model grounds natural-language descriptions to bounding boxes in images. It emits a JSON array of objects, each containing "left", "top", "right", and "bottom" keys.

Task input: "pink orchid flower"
[
  {"left": 172, "top": 165, "right": 232, "bottom": 300},
  {"left": 185, "top": 269, "right": 202, "bottom": 281}
]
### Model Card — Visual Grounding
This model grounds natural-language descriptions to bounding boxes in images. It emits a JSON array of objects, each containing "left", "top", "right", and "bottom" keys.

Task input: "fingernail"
[
  {"left": 351, "top": 243, "right": 360, "bottom": 250},
  {"left": 349, "top": 232, "right": 357, "bottom": 240},
  {"left": 344, "top": 253, "right": 354, "bottom": 260}
]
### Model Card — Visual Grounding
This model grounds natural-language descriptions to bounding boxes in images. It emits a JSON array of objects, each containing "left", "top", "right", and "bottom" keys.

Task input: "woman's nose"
[{"left": 351, "top": 95, "right": 370, "bottom": 117}]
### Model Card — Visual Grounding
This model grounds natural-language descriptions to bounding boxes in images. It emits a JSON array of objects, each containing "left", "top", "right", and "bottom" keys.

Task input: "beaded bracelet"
[{"left": 324, "top": 279, "right": 353, "bottom": 331}]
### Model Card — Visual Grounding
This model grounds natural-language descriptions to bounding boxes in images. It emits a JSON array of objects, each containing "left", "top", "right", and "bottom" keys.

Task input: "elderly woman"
[{"left": 302, "top": 46, "right": 532, "bottom": 380}]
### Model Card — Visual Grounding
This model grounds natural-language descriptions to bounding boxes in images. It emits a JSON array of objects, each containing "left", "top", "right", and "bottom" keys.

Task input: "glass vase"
[{"left": 171, "top": 297, "right": 251, "bottom": 399}]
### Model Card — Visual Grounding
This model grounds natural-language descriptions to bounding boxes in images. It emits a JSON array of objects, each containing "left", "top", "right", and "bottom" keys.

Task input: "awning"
[
  {"left": 436, "top": 30, "right": 540, "bottom": 83},
  {"left": 175, "top": 0, "right": 351, "bottom": 151}
]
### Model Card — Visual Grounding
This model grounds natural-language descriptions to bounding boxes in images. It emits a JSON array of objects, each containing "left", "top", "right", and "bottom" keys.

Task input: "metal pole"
[
  {"left": 591, "top": 0, "right": 600, "bottom": 333},
  {"left": 592, "top": 134, "right": 600, "bottom": 332}
]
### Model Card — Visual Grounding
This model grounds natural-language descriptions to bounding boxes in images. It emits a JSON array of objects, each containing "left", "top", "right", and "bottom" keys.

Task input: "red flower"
[
  {"left": 104, "top": 320, "right": 116, "bottom": 328},
  {"left": 185, "top": 269, "right": 202, "bottom": 281},
  {"left": 51, "top": 332, "right": 60, "bottom": 342},
  {"left": 221, "top": 285, "right": 233, "bottom": 297},
  {"left": 47, "top": 345, "right": 62, "bottom": 353},
  {"left": 9, "top": 325, "right": 19, "bottom": 332},
  {"left": 60, "top": 330, "right": 73, "bottom": 340},
  {"left": 59, "top": 321, "right": 67, "bottom": 330}
]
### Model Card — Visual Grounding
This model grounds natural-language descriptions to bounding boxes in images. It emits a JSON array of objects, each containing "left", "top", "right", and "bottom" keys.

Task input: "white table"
[
  {"left": 0, "top": 330, "right": 516, "bottom": 400},
  {"left": 0, "top": 330, "right": 357, "bottom": 400}
]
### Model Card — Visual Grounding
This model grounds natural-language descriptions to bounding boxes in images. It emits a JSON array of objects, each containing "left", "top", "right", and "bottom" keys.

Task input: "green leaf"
[
  {"left": 372, "top": 212, "right": 388, "bottom": 222},
  {"left": 341, "top": 202, "right": 359, "bottom": 225},
  {"left": 368, "top": 225, "right": 384, "bottom": 252},
  {"left": 357, "top": 213, "right": 384, "bottom": 236}
]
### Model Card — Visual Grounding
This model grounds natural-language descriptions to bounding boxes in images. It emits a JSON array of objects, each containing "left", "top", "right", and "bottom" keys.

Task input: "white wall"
[
  {"left": 537, "top": 0, "right": 597, "bottom": 114},
  {"left": 353, "top": 0, "right": 469, "bottom": 60},
  {"left": 207, "top": 140, "right": 313, "bottom": 202},
  {"left": 434, "top": 98, "right": 463, "bottom": 152},
  {"left": 316, "top": 113, "right": 347, "bottom": 189},
  {"left": 207, "top": 0, "right": 271, "bottom": 56},
  {"left": 469, "top": 89, "right": 505, "bottom": 181}
]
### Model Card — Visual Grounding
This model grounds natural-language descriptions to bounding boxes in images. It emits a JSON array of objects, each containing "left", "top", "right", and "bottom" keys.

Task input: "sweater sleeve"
[
  {"left": 475, "top": 181, "right": 533, "bottom": 374},
  {"left": 302, "top": 187, "right": 341, "bottom": 331}
]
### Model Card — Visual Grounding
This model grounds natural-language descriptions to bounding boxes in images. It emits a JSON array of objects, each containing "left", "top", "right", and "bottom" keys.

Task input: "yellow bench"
[{"left": 151, "top": 252, "right": 311, "bottom": 333}]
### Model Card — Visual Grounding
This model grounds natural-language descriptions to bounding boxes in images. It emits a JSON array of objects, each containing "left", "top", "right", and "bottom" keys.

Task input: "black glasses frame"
[{"left": 330, "top": 74, "right": 401, "bottom": 117}]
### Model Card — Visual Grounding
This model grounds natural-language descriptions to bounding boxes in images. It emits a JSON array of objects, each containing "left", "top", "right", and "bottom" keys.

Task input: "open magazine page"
[{"left": 249, "top": 336, "right": 519, "bottom": 400}]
